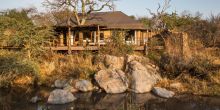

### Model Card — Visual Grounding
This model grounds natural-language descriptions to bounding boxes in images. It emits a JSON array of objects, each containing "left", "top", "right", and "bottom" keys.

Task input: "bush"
[
  {"left": 158, "top": 52, "right": 217, "bottom": 80},
  {"left": 100, "top": 30, "right": 134, "bottom": 56},
  {"left": 0, "top": 50, "right": 39, "bottom": 88}
]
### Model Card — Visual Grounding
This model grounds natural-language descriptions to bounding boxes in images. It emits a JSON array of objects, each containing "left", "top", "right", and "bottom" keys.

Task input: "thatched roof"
[{"left": 56, "top": 11, "right": 147, "bottom": 30}]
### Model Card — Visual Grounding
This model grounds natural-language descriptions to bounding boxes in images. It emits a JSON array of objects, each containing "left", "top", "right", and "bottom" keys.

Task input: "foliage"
[
  {"left": 0, "top": 50, "right": 40, "bottom": 88},
  {"left": 100, "top": 30, "right": 134, "bottom": 56},
  {"left": 138, "top": 17, "right": 152, "bottom": 28},
  {"left": 181, "top": 14, "right": 220, "bottom": 47},
  {"left": 0, "top": 9, "right": 53, "bottom": 59}
]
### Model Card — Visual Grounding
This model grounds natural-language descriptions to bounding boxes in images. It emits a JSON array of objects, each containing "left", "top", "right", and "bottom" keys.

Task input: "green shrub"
[
  {"left": 0, "top": 50, "right": 40, "bottom": 88},
  {"left": 100, "top": 30, "right": 134, "bottom": 56}
]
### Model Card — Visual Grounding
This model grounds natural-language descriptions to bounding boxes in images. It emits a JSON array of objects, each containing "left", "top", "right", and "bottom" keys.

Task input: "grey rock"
[
  {"left": 95, "top": 69, "right": 129, "bottom": 93},
  {"left": 152, "top": 87, "right": 175, "bottom": 98},
  {"left": 47, "top": 89, "right": 76, "bottom": 104},
  {"left": 126, "top": 54, "right": 149, "bottom": 63},
  {"left": 75, "top": 80, "right": 93, "bottom": 92},
  {"left": 126, "top": 61, "right": 161, "bottom": 93},
  {"left": 104, "top": 55, "right": 125, "bottom": 70}
]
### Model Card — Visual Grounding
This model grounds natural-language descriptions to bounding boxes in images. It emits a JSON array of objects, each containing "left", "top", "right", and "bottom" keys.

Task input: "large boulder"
[
  {"left": 126, "top": 61, "right": 161, "bottom": 93},
  {"left": 126, "top": 54, "right": 149, "bottom": 63},
  {"left": 152, "top": 87, "right": 175, "bottom": 98},
  {"left": 95, "top": 69, "right": 129, "bottom": 94},
  {"left": 126, "top": 54, "right": 160, "bottom": 72},
  {"left": 104, "top": 55, "right": 125, "bottom": 70},
  {"left": 47, "top": 89, "right": 76, "bottom": 104},
  {"left": 75, "top": 80, "right": 94, "bottom": 92}
]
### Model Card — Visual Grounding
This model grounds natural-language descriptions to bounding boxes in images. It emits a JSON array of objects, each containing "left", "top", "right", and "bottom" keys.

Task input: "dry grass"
[
  {"left": 38, "top": 53, "right": 98, "bottom": 86},
  {"left": 150, "top": 34, "right": 220, "bottom": 95},
  {"left": 178, "top": 74, "right": 220, "bottom": 96},
  {"left": 156, "top": 78, "right": 187, "bottom": 93},
  {"left": 0, "top": 50, "right": 39, "bottom": 88}
]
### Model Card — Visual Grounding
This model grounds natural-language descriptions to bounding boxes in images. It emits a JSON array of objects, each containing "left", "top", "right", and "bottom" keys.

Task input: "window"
[{"left": 125, "top": 30, "right": 135, "bottom": 44}]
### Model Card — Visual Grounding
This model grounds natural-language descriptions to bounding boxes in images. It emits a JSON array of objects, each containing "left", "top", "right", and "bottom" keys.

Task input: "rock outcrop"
[
  {"left": 126, "top": 61, "right": 161, "bottom": 93},
  {"left": 95, "top": 69, "right": 129, "bottom": 93},
  {"left": 126, "top": 54, "right": 149, "bottom": 63},
  {"left": 152, "top": 87, "right": 175, "bottom": 98},
  {"left": 104, "top": 55, "right": 125, "bottom": 70},
  {"left": 47, "top": 89, "right": 76, "bottom": 104}
]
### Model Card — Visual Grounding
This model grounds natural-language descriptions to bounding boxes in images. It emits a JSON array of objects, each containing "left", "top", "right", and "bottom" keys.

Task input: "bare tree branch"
[
  {"left": 146, "top": 0, "right": 171, "bottom": 30},
  {"left": 43, "top": 0, "right": 116, "bottom": 25}
]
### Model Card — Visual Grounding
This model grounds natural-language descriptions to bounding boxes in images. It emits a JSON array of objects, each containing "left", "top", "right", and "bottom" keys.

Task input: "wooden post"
[
  {"left": 67, "top": 27, "right": 72, "bottom": 54},
  {"left": 59, "top": 33, "right": 64, "bottom": 46},
  {"left": 73, "top": 31, "right": 76, "bottom": 46},
  {"left": 134, "top": 30, "right": 137, "bottom": 45},
  {"left": 144, "top": 43, "right": 148, "bottom": 55},
  {"left": 79, "top": 31, "right": 83, "bottom": 46},
  {"left": 94, "top": 31, "right": 96, "bottom": 43},
  {"left": 97, "top": 25, "right": 100, "bottom": 47},
  {"left": 70, "top": 32, "right": 74, "bottom": 46}
]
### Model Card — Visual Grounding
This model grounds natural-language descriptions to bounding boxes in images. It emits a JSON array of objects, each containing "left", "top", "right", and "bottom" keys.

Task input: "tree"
[
  {"left": 207, "top": 14, "right": 220, "bottom": 46},
  {"left": 100, "top": 30, "right": 133, "bottom": 56},
  {"left": 0, "top": 9, "right": 53, "bottom": 59},
  {"left": 44, "top": 0, "right": 116, "bottom": 25},
  {"left": 146, "top": 0, "right": 171, "bottom": 30}
]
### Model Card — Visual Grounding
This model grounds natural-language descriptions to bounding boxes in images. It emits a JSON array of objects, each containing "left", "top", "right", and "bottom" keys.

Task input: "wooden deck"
[
  {"left": 0, "top": 46, "right": 165, "bottom": 51},
  {"left": 46, "top": 46, "right": 145, "bottom": 51}
]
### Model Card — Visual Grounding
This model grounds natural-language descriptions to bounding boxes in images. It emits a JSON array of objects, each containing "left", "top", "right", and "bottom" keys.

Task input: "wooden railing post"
[
  {"left": 59, "top": 34, "right": 64, "bottom": 46},
  {"left": 79, "top": 31, "right": 83, "bottom": 46},
  {"left": 67, "top": 26, "right": 72, "bottom": 54},
  {"left": 97, "top": 25, "right": 100, "bottom": 47}
]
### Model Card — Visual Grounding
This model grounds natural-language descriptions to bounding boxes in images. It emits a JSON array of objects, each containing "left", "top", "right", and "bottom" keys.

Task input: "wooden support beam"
[
  {"left": 59, "top": 33, "right": 64, "bottom": 46},
  {"left": 67, "top": 27, "right": 72, "bottom": 54},
  {"left": 79, "top": 31, "right": 83, "bottom": 46},
  {"left": 97, "top": 25, "right": 100, "bottom": 47},
  {"left": 94, "top": 31, "right": 96, "bottom": 43}
]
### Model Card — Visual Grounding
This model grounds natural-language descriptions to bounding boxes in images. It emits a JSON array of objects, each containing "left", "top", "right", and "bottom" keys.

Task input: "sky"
[{"left": 0, "top": 0, "right": 220, "bottom": 18}]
